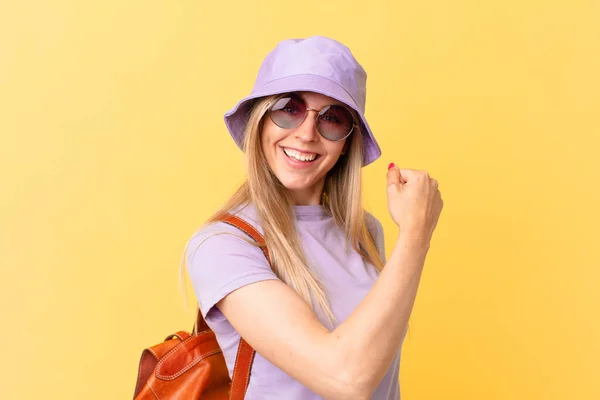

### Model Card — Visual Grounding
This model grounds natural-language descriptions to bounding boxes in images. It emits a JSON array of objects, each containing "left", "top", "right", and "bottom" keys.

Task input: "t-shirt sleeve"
[
  {"left": 185, "top": 223, "right": 280, "bottom": 321},
  {"left": 365, "top": 212, "right": 386, "bottom": 264}
]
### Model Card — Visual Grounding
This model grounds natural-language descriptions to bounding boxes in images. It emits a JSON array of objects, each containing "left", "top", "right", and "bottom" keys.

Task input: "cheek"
[
  {"left": 325, "top": 141, "right": 346, "bottom": 162},
  {"left": 260, "top": 129, "right": 268, "bottom": 155},
  {"left": 261, "top": 119, "right": 283, "bottom": 148},
  {"left": 260, "top": 121, "right": 284, "bottom": 168}
]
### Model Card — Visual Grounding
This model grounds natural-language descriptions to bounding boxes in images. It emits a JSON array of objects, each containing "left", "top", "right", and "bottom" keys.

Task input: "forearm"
[
  {"left": 213, "top": 233, "right": 431, "bottom": 399},
  {"left": 329, "top": 234, "right": 429, "bottom": 396}
]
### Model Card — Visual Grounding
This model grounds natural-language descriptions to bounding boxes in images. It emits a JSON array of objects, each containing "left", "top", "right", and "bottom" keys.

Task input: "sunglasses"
[{"left": 267, "top": 93, "right": 358, "bottom": 141}]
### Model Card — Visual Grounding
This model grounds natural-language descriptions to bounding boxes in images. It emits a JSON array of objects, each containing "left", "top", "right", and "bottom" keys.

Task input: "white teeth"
[{"left": 283, "top": 148, "right": 317, "bottom": 162}]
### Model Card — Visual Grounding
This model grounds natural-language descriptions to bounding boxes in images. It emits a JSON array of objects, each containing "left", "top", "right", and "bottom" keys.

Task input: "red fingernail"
[{"left": 388, "top": 163, "right": 395, "bottom": 170}]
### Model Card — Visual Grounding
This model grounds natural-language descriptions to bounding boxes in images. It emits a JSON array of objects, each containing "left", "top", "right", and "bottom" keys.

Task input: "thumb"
[{"left": 387, "top": 163, "right": 405, "bottom": 187}]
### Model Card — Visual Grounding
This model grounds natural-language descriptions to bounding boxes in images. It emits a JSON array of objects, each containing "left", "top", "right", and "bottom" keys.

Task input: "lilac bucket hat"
[{"left": 223, "top": 36, "right": 381, "bottom": 166}]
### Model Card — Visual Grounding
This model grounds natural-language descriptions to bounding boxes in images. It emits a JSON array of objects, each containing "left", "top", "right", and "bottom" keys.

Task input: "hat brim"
[{"left": 223, "top": 74, "right": 381, "bottom": 166}]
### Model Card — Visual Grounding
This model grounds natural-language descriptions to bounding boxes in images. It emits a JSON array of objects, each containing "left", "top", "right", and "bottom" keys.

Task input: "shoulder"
[
  {"left": 186, "top": 202, "right": 262, "bottom": 254},
  {"left": 184, "top": 207, "right": 278, "bottom": 319},
  {"left": 185, "top": 218, "right": 265, "bottom": 266}
]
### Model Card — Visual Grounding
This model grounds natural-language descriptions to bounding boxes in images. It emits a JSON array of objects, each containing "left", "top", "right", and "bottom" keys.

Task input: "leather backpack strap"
[
  {"left": 221, "top": 213, "right": 271, "bottom": 400},
  {"left": 195, "top": 213, "right": 270, "bottom": 400}
]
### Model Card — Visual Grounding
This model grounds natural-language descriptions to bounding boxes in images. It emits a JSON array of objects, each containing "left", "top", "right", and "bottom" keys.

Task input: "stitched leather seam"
[
  {"left": 221, "top": 216, "right": 270, "bottom": 263},
  {"left": 221, "top": 214, "right": 266, "bottom": 399},
  {"left": 154, "top": 331, "right": 220, "bottom": 380},
  {"left": 148, "top": 384, "right": 160, "bottom": 400},
  {"left": 156, "top": 349, "right": 222, "bottom": 381},
  {"left": 243, "top": 348, "right": 255, "bottom": 392},
  {"left": 229, "top": 339, "right": 246, "bottom": 400},
  {"left": 222, "top": 218, "right": 263, "bottom": 242},
  {"left": 156, "top": 332, "right": 208, "bottom": 368}
]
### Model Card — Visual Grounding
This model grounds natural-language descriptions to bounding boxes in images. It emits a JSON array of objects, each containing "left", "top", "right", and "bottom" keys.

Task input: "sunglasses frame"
[{"left": 266, "top": 92, "right": 359, "bottom": 142}]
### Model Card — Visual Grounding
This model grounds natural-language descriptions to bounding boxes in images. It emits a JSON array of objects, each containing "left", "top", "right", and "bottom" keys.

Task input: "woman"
[{"left": 184, "top": 36, "right": 443, "bottom": 399}]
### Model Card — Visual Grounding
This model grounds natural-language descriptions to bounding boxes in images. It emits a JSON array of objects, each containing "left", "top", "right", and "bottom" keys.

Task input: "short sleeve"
[
  {"left": 185, "top": 222, "right": 280, "bottom": 321},
  {"left": 365, "top": 212, "right": 386, "bottom": 264}
]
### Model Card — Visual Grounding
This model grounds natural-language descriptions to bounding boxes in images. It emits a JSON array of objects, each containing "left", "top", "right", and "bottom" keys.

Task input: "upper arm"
[
  {"left": 185, "top": 225, "right": 361, "bottom": 399},
  {"left": 185, "top": 225, "right": 279, "bottom": 321},
  {"left": 216, "top": 280, "right": 354, "bottom": 397}
]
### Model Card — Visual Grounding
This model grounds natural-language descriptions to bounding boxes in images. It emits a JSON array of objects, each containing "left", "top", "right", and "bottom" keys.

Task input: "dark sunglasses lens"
[
  {"left": 317, "top": 106, "right": 354, "bottom": 141},
  {"left": 270, "top": 95, "right": 306, "bottom": 129}
]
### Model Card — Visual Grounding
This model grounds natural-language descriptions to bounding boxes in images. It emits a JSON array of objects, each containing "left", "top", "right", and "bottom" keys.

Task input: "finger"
[
  {"left": 398, "top": 168, "right": 418, "bottom": 183},
  {"left": 387, "top": 163, "right": 401, "bottom": 187},
  {"left": 399, "top": 170, "right": 407, "bottom": 185}
]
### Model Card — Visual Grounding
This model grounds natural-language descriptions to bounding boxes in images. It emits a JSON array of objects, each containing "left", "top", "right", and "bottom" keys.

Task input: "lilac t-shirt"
[{"left": 186, "top": 202, "right": 403, "bottom": 399}]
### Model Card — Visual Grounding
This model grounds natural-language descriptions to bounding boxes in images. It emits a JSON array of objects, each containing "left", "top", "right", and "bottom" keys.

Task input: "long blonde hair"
[{"left": 181, "top": 94, "right": 384, "bottom": 327}]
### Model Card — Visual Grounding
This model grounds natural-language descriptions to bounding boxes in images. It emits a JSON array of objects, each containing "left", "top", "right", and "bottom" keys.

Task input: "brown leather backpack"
[{"left": 133, "top": 214, "right": 269, "bottom": 399}]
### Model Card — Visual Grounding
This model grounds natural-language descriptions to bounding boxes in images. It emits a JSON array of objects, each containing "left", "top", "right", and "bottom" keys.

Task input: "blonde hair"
[{"left": 180, "top": 94, "right": 384, "bottom": 327}]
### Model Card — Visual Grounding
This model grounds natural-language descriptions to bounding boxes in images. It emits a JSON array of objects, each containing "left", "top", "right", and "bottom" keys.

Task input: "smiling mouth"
[{"left": 281, "top": 147, "right": 321, "bottom": 163}]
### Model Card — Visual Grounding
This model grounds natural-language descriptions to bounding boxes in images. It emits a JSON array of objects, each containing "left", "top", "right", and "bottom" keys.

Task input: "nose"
[{"left": 294, "top": 109, "right": 320, "bottom": 142}]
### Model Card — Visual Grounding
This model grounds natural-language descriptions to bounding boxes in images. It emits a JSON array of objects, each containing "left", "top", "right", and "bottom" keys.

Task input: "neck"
[{"left": 288, "top": 179, "right": 326, "bottom": 205}]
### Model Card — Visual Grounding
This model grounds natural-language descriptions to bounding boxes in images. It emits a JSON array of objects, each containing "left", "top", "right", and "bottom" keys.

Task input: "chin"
[{"left": 277, "top": 177, "right": 315, "bottom": 192}]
